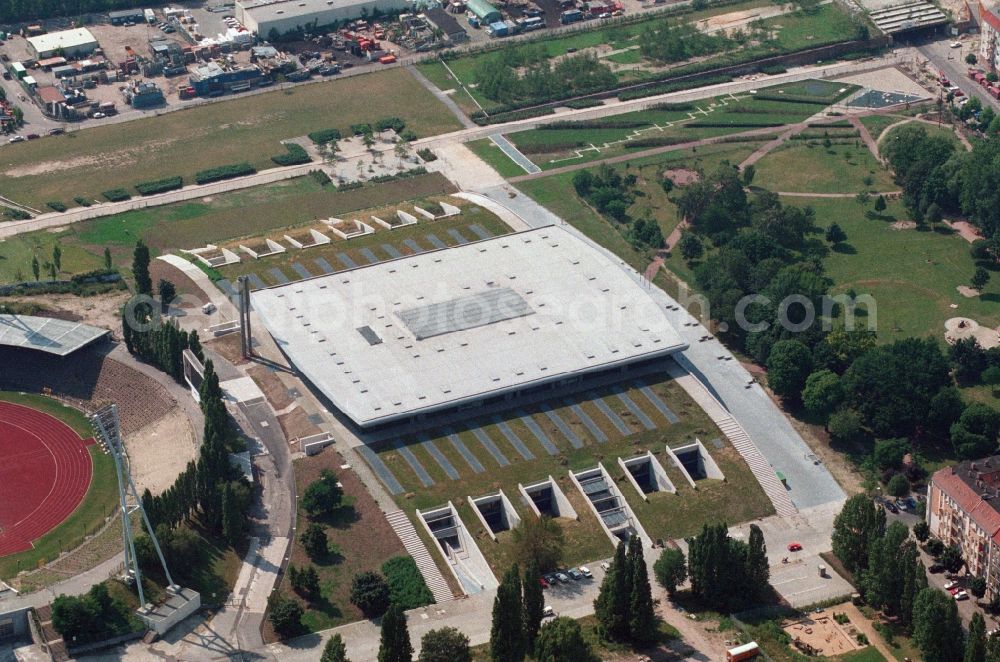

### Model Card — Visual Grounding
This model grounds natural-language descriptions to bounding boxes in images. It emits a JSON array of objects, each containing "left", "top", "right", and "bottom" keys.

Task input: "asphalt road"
[{"left": 916, "top": 37, "right": 1000, "bottom": 112}]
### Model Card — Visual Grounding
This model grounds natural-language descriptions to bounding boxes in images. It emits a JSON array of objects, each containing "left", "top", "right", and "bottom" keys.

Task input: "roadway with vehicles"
[{"left": 918, "top": 36, "right": 1000, "bottom": 112}]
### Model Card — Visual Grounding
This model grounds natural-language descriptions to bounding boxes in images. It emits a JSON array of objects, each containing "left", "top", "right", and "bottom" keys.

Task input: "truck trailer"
[{"left": 726, "top": 642, "right": 760, "bottom": 662}]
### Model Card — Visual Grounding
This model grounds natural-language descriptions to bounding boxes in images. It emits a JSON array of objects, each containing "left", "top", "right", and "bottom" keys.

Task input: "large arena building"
[{"left": 251, "top": 226, "right": 688, "bottom": 428}]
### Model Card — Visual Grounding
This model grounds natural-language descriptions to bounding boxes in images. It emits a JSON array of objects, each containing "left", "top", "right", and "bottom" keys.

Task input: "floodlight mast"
[{"left": 90, "top": 404, "right": 175, "bottom": 607}]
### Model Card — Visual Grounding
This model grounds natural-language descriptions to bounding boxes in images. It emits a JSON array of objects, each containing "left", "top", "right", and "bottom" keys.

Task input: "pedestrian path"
[
  {"left": 356, "top": 446, "right": 403, "bottom": 496},
  {"left": 420, "top": 435, "right": 459, "bottom": 480},
  {"left": 470, "top": 427, "right": 510, "bottom": 466},
  {"left": 541, "top": 407, "right": 583, "bottom": 449},
  {"left": 445, "top": 429, "right": 485, "bottom": 473},
  {"left": 385, "top": 510, "right": 454, "bottom": 604},
  {"left": 615, "top": 389, "right": 655, "bottom": 430},
  {"left": 636, "top": 383, "right": 679, "bottom": 423},
  {"left": 393, "top": 439, "right": 434, "bottom": 487},
  {"left": 518, "top": 411, "right": 558, "bottom": 455},
  {"left": 590, "top": 395, "right": 631, "bottom": 436},
  {"left": 488, "top": 133, "right": 542, "bottom": 174},
  {"left": 565, "top": 400, "right": 607, "bottom": 443},
  {"left": 493, "top": 418, "right": 535, "bottom": 460}
]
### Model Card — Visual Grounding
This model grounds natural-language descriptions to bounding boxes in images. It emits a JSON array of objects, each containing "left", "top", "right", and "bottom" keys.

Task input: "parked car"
[
  {"left": 542, "top": 605, "right": 555, "bottom": 618},
  {"left": 8, "top": 135, "right": 24, "bottom": 143},
  {"left": 579, "top": 566, "right": 592, "bottom": 578},
  {"left": 92, "top": 112, "right": 106, "bottom": 119},
  {"left": 600, "top": 562, "right": 611, "bottom": 572},
  {"left": 885, "top": 502, "right": 899, "bottom": 514},
  {"left": 567, "top": 569, "right": 583, "bottom": 581},
  {"left": 787, "top": 542, "right": 803, "bottom": 552},
  {"left": 955, "top": 590, "right": 969, "bottom": 601},
  {"left": 555, "top": 572, "right": 570, "bottom": 583},
  {"left": 538, "top": 576, "right": 549, "bottom": 589},
  {"left": 951, "top": 41, "right": 962, "bottom": 48},
  {"left": 543, "top": 573, "right": 558, "bottom": 586},
  {"left": 48, "top": 127, "right": 64, "bottom": 135},
  {"left": 26, "top": 133, "right": 38, "bottom": 140},
  {"left": 944, "top": 580, "right": 958, "bottom": 590}
]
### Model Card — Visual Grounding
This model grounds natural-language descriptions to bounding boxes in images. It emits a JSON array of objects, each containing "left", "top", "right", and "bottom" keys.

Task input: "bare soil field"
[{"left": 125, "top": 407, "right": 198, "bottom": 495}]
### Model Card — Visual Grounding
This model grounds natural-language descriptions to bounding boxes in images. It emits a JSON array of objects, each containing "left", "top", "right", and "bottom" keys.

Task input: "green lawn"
[
  {"left": 759, "top": 79, "right": 859, "bottom": 103},
  {"left": 804, "top": 196, "right": 1000, "bottom": 343},
  {"left": 466, "top": 138, "right": 533, "bottom": 178},
  {"left": 0, "top": 68, "right": 462, "bottom": 209},
  {"left": 375, "top": 375, "right": 773, "bottom": 577},
  {"left": 753, "top": 141, "right": 896, "bottom": 194},
  {"left": 0, "top": 172, "right": 456, "bottom": 285},
  {"left": 859, "top": 114, "right": 902, "bottom": 140},
  {"left": 0, "top": 392, "right": 119, "bottom": 580}
]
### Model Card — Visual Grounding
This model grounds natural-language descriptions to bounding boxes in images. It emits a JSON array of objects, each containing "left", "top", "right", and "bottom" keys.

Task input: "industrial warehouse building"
[
  {"left": 251, "top": 226, "right": 688, "bottom": 428},
  {"left": 466, "top": 0, "right": 502, "bottom": 24},
  {"left": 27, "top": 28, "right": 99, "bottom": 59},
  {"left": 236, "top": 0, "right": 415, "bottom": 36}
]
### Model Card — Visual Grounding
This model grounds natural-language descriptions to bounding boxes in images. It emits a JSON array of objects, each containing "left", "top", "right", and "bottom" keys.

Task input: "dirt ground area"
[
  {"left": 890, "top": 220, "right": 916, "bottom": 230},
  {"left": 957, "top": 285, "right": 981, "bottom": 298},
  {"left": 663, "top": 168, "right": 700, "bottom": 186},
  {"left": 783, "top": 608, "right": 866, "bottom": 657},
  {"left": 702, "top": 6, "right": 769, "bottom": 29},
  {"left": 0, "top": 290, "right": 129, "bottom": 329},
  {"left": 246, "top": 364, "right": 294, "bottom": 410},
  {"left": 204, "top": 332, "right": 250, "bottom": 367},
  {"left": 946, "top": 316, "right": 1000, "bottom": 348},
  {"left": 278, "top": 406, "right": 319, "bottom": 442},
  {"left": 150, "top": 259, "right": 207, "bottom": 308},
  {"left": 124, "top": 406, "right": 198, "bottom": 495},
  {"left": 944, "top": 219, "right": 983, "bottom": 243}
]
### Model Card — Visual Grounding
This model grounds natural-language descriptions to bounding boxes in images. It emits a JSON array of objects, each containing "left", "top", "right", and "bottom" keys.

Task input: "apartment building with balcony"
[{"left": 927, "top": 456, "right": 1000, "bottom": 600}]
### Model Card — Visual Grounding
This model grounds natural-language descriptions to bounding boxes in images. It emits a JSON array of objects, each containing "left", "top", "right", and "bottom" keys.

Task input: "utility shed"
[{"left": 467, "top": 0, "right": 502, "bottom": 24}]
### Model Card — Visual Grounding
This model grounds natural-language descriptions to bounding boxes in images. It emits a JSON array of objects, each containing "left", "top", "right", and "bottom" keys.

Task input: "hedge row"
[
  {"left": 308, "top": 128, "right": 342, "bottom": 144},
  {"left": 563, "top": 98, "right": 604, "bottom": 109},
  {"left": 685, "top": 121, "right": 785, "bottom": 128},
  {"left": 271, "top": 143, "right": 312, "bottom": 166},
  {"left": 368, "top": 167, "right": 428, "bottom": 184},
  {"left": 103, "top": 188, "right": 131, "bottom": 202},
  {"left": 74, "top": 196, "right": 93, "bottom": 207},
  {"left": 309, "top": 169, "right": 332, "bottom": 186},
  {"left": 136, "top": 177, "right": 183, "bottom": 196},
  {"left": 47, "top": 201, "right": 67, "bottom": 212},
  {"left": 623, "top": 136, "right": 689, "bottom": 149},
  {"left": 2, "top": 206, "right": 31, "bottom": 220},
  {"left": 544, "top": 119, "right": 649, "bottom": 130},
  {"left": 194, "top": 162, "right": 256, "bottom": 185},
  {"left": 617, "top": 75, "right": 733, "bottom": 101},
  {"left": 375, "top": 117, "right": 406, "bottom": 133},
  {"left": 351, "top": 122, "right": 372, "bottom": 135},
  {"left": 416, "top": 148, "right": 437, "bottom": 162},
  {"left": 650, "top": 101, "right": 695, "bottom": 111},
  {"left": 517, "top": 141, "right": 587, "bottom": 155},
  {"left": 752, "top": 93, "right": 838, "bottom": 106},
  {"left": 471, "top": 106, "right": 555, "bottom": 126}
]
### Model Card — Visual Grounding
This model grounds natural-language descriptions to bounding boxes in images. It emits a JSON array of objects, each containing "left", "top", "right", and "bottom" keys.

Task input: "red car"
[
  {"left": 539, "top": 576, "right": 549, "bottom": 589},
  {"left": 787, "top": 542, "right": 803, "bottom": 552}
]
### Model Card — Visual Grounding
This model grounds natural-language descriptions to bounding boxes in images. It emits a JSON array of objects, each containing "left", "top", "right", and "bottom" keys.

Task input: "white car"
[
  {"left": 944, "top": 580, "right": 958, "bottom": 590},
  {"left": 8, "top": 135, "right": 25, "bottom": 143},
  {"left": 579, "top": 566, "right": 592, "bottom": 578},
  {"left": 92, "top": 112, "right": 106, "bottom": 119},
  {"left": 600, "top": 562, "right": 611, "bottom": 572},
  {"left": 542, "top": 605, "right": 555, "bottom": 618},
  {"left": 951, "top": 41, "right": 962, "bottom": 48},
  {"left": 955, "top": 590, "right": 969, "bottom": 601}
]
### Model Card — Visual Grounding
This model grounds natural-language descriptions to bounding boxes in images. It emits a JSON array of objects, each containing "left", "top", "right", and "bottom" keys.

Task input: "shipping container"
[
  {"left": 379, "top": 54, "right": 397, "bottom": 64},
  {"left": 560, "top": 8, "right": 583, "bottom": 23}
]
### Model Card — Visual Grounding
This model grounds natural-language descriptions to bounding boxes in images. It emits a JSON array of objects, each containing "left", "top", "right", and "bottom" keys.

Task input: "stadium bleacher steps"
[{"left": 716, "top": 417, "right": 797, "bottom": 518}]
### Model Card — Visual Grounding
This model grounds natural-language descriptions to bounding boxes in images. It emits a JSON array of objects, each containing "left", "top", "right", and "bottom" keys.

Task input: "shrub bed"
[
  {"left": 618, "top": 75, "right": 732, "bottom": 101},
  {"left": 73, "top": 196, "right": 93, "bottom": 207},
  {"left": 135, "top": 177, "right": 183, "bottom": 196},
  {"left": 563, "top": 98, "right": 604, "bottom": 109},
  {"left": 351, "top": 123, "right": 372, "bottom": 135},
  {"left": 375, "top": 117, "right": 406, "bottom": 133},
  {"left": 308, "top": 128, "right": 342, "bottom": 144},
  {"left": 2, "top": 207, "right": 32, "bottom": 220},
  {"left": 752, "top": 93, "right": 837, "bottom": 105},
  {"left": 271, "top": 143, "right": 311, "bottom": 166},
  {"left": 517, "top": 141, "right": 588, "bottom": 154},
  {"left": 416, "top": 148, "right": 437, "bottom": 162},
  {"left": 103, "top": 188, "right": 132, "bottom": 202},
  {"left": 685, "top": 121, "right": 785, "bottom": 128},
  {"left": 650, "top": 101, "right": 695, "bottom": 111},
  {"left": 544, "top": 119, "right": 649, "bottom": 130},
  {"left": 471, "top": 106, "right": 556, "bottom": 125},
  {"left": 624, "top": 136, "right": 689, "bottom": 149},
  {"left": 194, "top": 162, "right": 256, "bottom": 184},
  {"left": 381, "top": 557, "right": 433, "bottom": 609},
  {"left": 309, "top": 169, "right": 332, "bottom": 186},
  {"left": 47, "top": 201, "right": 67, "bottom": 212}
]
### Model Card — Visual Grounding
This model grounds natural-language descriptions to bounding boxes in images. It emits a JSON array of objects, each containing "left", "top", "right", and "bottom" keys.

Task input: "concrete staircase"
[
  {"left": 716, "top": 417, "right": 797, "bottom": 518},
  {"left": 385, "top": 510, "right": 455, "bottom": 603}
]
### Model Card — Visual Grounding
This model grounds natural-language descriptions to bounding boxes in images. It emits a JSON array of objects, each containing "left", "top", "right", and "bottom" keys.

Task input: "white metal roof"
[
  {"left": 27, "top": 28, "right": 98, "bottom": 55},
  {"left": 251, "top": 226, "right": 688, "bottom": 427},
  {"left": 0, "top": 315, "right": 109, "bottom": 356}
]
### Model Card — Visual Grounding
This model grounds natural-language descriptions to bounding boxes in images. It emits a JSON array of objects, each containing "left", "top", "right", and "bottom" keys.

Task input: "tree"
[
  {"left": 825, "top": 223, "right": 847, "bottom": 244},
  {"left": 832, "top": 494, "right": 886, "bottom": 574},
  {"left": 522, "top": 561, "right": 544, "bottom": 650},
  {"left": 31, "top": 254, "right": 39, "bottom": 281},
  {"left": 982, "top": 365, "right": 1000, "bottom": 395},
  {"left": 594, "top": 540, "right": 630, "bottom": 641},
  {"left": 912, "top": 588, "right": 964, "bottom": 662},
  {"left": 510, "top": 516, "right": 564, "bottom": 572},
  {"left": 742, "top": 164, "right": 756, "bottom": 186},
  {"left": 966, "top": 52, "right": 978, "bottom": 65},
  {"left": 926, "top": 202, "right": 943, "bottom": 226},
  {"left": 491, "top": 565, "right": 525, "bottom": 662},
  {"left": 972, "top": 266, "right": 991, "bottom": 292},
  {"left": 939, "top": 546, "right": 964, "bottom": 574},
  {"left": 856, "top": 190, "right": 872, "bottom": 208},
  {"left": 873, "top": 438, "right": 909, "bottom": 471},
  {"left": 913, "top": 520, "right": 930, "bottom": 542},
  {"left": 534, "top": 617, "right": 594, "bottom": 662},
  {"left": 745, "top": 524, "right": 770, "bottom": 601},
  {"left": 627, "top": 536, "right": 655, "bottom": 645},
  {"left": 766, "top": 339, "right": 813, "bottom": 399},
  {"left": 158, "top": 279, "right": 176, "bottom": 306},
  {"left": 887, "top": 473, "right": 910, "bottom": 497},
  {"left": 678, "top": 232, "right": 704, "bottom": 261},
  {"left": 133, "top": 240, "right": 152, "bottom": 295},
  {"left": 951, "top": 403, "right": 1000, "bottom": 459},
  {"left": 653, "top": 547, "right": 687, "bottom": 597},
  {"left": 322, "top": 634, "right": 350, "bottom": 662},
  {"left": 52, "top": 244, "right": 62, "bottom": 272},
  {"left": 970, "top": 576, "right": 988, "bottom": 599},
  {"left": 268, "top": 594, "right": 304, "bottom": 639},
  {"left": 874, "top": 195, "right": 887, "bottom": 213},
  {"left": 378, "top": 603, "right": 413, "bottom": 662},
  {"left": 419, "top": 627, "right": 470, "bottom": 662},
  {"left": 966, "top": 612, "right": 987, "bottom": 662},
  {"left": 104, "top": 247, "right": 112, "bottom": 270},
  {"left": 987, "top": 631, "right": 1000, "bottom": 661},
  {"left": 301, "top": 523, "right": 329, "bottom": 560},
  {"left": 301, "top": 469, "right": 344, "bottom": 517},
  {"left": 351, "top": 571, "right": 391, "bottom": 618},
  {"left": 221, "top": 482, "right": 244, "bottom": 547},
  {"left": 802, "top": 370, "right": 844, "bottom": 421},
  {"left": 828, "top": 409, "right": 864, "bottom": 444}
]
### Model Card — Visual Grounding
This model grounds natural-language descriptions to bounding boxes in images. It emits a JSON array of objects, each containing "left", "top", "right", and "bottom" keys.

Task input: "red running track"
[{"left": 0, "top": 402, "right": 95, "bottom": 557}]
